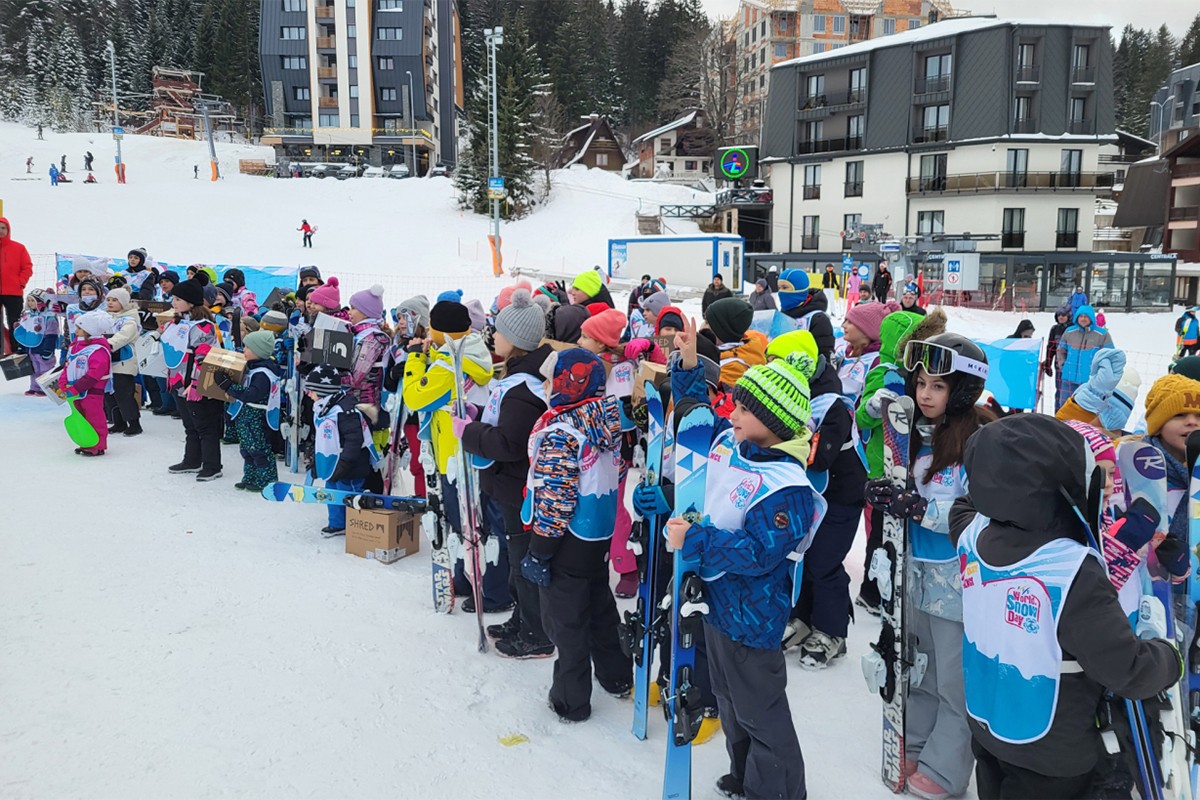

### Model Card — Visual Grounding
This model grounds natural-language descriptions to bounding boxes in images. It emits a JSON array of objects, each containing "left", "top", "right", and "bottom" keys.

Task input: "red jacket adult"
[{"left": 0, "top": 217, "right": 33, "bottom": 296}]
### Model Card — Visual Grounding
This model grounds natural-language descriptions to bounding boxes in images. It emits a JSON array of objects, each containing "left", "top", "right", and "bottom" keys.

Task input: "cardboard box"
[
  {"left": 197, "top": 347, "right": 247, "bottom": 401},
  {"left": 345, "top": 508, "right": 421, "bottom": 564},
  {"left": 632, "top": 360, "right": 669, "bottom": 404},
  {"left": 0, "top": 354, "right": 32, "bottom": 381},
  {"left": 155, "top": 310, "right": 176, "bottom": 329},
  {"left": 35, "top": 366, "right": 67, "bottom": 405}
]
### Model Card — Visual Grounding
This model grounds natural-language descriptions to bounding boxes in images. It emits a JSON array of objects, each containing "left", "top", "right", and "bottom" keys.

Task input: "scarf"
[{"left": 1147, "top": 435, "right": 1189, "bottom": 544}]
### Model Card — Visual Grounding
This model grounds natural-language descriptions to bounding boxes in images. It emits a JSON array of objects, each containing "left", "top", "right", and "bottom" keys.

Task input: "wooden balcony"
[
  {"left": 318, "top": 97, "right": 339, "bottom": 109},
  {"left": 317, "top": 67, "right": 337, "bottom": 80},
  {"left": 315, "top": 4, "right": 334, "bottom": 20},
  {"left": 316, "top": 36, "right": 335, "bottom": 50}
]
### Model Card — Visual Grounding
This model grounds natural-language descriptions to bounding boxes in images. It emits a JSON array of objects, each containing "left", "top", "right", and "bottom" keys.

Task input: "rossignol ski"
[
  {"left": 861, "top": 395, "right": 918, "bottom": 793},
  {"left": 662, "top": 404, "right": 715, "bottom": 800},
  {"left": 621, "top": 379, "right": 667, "bottom": 740},
  {"left": 259, "top": 482, "right": 427, "bottom": 514},
  {"left": 1186, "top": 430, "right": 1200, "bottom": 797},
  {"left": 449, "top": 337, "right": 489, "bottom": 653}
]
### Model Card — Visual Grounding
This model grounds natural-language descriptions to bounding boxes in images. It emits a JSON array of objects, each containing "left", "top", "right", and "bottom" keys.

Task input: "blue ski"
[{"left": 662, "top": 404, "right": 715, "bottom": 800}]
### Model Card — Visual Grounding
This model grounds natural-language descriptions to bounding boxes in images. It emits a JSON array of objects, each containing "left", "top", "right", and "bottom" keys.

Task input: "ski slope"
[{"left": 0, "top": 121, "right": 1183, "bottom": 798}]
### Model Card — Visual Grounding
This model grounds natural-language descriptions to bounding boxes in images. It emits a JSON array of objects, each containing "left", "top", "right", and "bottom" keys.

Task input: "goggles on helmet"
[{"left": 902, "top": 340, "right": 988, "bottom": 381}]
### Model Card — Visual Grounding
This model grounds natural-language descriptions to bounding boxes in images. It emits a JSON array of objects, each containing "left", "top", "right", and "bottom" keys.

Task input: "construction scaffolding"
[{"left": 130, "top": 67, "right": 239, "bottom": 139}]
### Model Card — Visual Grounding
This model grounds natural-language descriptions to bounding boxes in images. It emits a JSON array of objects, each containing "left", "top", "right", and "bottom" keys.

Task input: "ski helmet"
[{"left": 903, "top": 332, "right": 989, "bottom": 416}]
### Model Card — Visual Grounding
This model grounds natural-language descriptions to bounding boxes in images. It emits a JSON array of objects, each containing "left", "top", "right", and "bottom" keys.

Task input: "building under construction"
[{"left": 93, "top": 67, "right": 239, "bottom": 140}]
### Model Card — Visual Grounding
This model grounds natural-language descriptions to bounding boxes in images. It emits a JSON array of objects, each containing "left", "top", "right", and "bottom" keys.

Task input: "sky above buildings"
[{"left": 699, "top": 0, "right": 1195, "bottom": 40}]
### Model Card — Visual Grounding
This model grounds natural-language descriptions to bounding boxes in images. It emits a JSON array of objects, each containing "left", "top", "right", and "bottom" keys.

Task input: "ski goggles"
[{"left": 902, "top": 340, "right": 988, "bottom": 381}]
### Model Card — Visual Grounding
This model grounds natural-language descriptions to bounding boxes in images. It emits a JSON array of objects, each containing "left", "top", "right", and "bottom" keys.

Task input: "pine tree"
[
  {"left": 549, "top": 0, "right": 619, "bottom": 121},
  {"left": 616, "top": 0, "right": 656, "bottom": 133},
  {"left": 1181, "top": 12, "right": 1200, "bottom": 67}
]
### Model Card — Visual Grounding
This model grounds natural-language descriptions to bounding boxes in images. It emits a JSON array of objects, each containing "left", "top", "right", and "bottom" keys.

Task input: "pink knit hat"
[
  {"left": 497, "top": 280, "right": 532, "bottom": 312},
  {"left": 843, "top": 300, "right": 898, "bottom": 343},
  {"left": 1064, "top": 419, "right": 1115, "bottom": 463},
  {"left": 580, "top": 308, "right": 627, "bottom": 349},
  {"left": 308, "top": 276, "right": 341, "bottom": 310}
]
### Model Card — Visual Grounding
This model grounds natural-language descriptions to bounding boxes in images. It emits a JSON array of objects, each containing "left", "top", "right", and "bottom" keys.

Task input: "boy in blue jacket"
[{"left": 665, "top": 329, "right": 825, "bottom": 800}]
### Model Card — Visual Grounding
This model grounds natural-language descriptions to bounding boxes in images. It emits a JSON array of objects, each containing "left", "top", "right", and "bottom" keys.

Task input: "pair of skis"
[{"left": 260, "top": 482, "right": 426, "bottom": 514}]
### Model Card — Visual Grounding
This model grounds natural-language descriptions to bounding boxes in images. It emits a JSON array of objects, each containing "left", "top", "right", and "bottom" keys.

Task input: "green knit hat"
[
  {"left": 732, "top": 352, "right": 815, "bottom": 440},
  {"left": 571, "top": 269, "right": 603, "bottom": 299}
]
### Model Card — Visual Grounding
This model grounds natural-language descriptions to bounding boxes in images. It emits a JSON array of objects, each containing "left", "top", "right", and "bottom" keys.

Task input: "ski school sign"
[{"left": 55, "top": 253, "right": 301, "bottom": 302}]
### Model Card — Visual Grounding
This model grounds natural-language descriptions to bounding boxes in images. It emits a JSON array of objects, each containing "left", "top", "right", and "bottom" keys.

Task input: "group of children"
[{"left": 14, "top": 254, "right": 1200, "bottom": 800}]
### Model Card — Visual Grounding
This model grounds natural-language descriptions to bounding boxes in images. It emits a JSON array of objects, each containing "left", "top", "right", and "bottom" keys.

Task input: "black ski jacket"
[
  {"left": 781, "top": 287, "right": 836, "bottom": 358},
  {"left": 461, "top": 345, "right": 551, "bottom": 506},
  {"left": 950, "top": 415, "right": 1180, "bottom": 778},
  {"left": 807, "top": 359, "right": 865, "bottom": 508}
]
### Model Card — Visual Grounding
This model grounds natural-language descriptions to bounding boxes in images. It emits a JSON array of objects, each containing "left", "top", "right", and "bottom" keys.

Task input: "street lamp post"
[
  {"left": 105, "top": 39, "right": 125, "bottom": 183},
  {"left": 405, "top": 70, "right": 417, "bottom": 176},
  {"left": 483, "top": 26, "right": 504, "bottom": 275}
]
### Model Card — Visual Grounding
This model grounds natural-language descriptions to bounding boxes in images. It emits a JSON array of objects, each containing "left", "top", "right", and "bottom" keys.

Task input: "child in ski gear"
[
  {"left": 777, "top": 268, "right": 836, "bottom": 358},
  {"left": 1137, "top": 374, "right": 1200, "bottom": 581},
  {"left": 567, "top": 269, "right": 615, "bottom": 309},
  {"left": 104, "top": 287, "right": 143, "bottom": 437},
  {"left": 655, "top": 306, "right": 685, "bottom": 337},
  {"left": 124, "top": 248, "right": 159, "bottom": 301},
  {"left": 383, "top": 295, "right": 431, "bottom": 497},
  {"left": 864, "top": 332, "right": 994, "bottom": 800},
  {"left": 951, "top": 414, "right": 1182, "bottom": 800},
  {"left": 306, "top": 277, "right": 345, "bottom": 318},
  {"left": 1176, "top": 307, "right": 1199, "bottom": 356},
  {"left": 1055, "top": 306, "right": 1113, "bottom": 408},
  {"left": 346, "top": 285, "right": 390, "bottom": 408},
  {"left": 298, "top": 265, "right": 323, "bottom": 291},
  {"left": 214, "top": 330, "right": 282, "bottom": 492},
  {"left": 16, "top": 289, "right": 59, "bottom": 396},
  {"left": 459, "top": 289, "right": 553, "bottom": 658},
  {"left": 900, "top": 286, "right": 926, "bottom": 316},
  {"left": 521, "top": 348, "right": 629, "bottom": 720},
  {"left": 704, "top": 297, "right": 765, "bottom": 387},
  {"left": 164, "top": 279, "right": 224, "bottom": 481},
  {"left": 838, "top": 301, "right": 894, "bottom": 403},
  {"left": 60, "top": 310, "right": 113, "bottom": 456},
  {"left": 666, "top": 349, "right": 822, "bottom": 800},
  {"left": 855, "top": 308, "right": 947, "bottom": 613}
]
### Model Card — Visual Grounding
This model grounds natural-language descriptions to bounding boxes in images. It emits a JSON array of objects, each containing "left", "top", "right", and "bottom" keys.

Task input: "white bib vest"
[
  {"left": 66, "top": 343, "right": 112, "bottom": 392},
  {"left": 805, "top": 392, "right": 866, "bottom": 494},
  {"left": 472, "top": 372, "right": 545, "bottom": 469}
]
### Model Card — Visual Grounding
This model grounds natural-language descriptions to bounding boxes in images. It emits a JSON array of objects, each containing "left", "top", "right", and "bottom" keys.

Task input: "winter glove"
[
  {"left": 890, "top": 490, "right": 928, "bottom": 521},
  {"left": 520, "top": 552, "right": 551, "bottom": 588},
  {"left": 624, "top": 338, "right": 653, "bottom": 362},
  {"left": 449, "top": 414, "right": 471, "bottom": 438},
  {"left": 1042, "top": 359, "right": 1054, "bottom": 378},
  {"left": 632, "top": 483, "right": 673, "bottom": 518},
  {"left": 864, "top": 388, "right": 901, "bottom": 420},
  {"left": 213, "top": 371, "right": 234, "bottom": 391},
  {"left": 1072, "top": 348, "right": 1126, "bottom": 413},
  {"left": 864, "top": 477, "right": 895, "bottom": 511},
  {"left": 1136, "top": 595, "right": 1168, "bottom": 641},
  {"left": 1154, "top": 532, "right": 1191, "bottom": 583},
  {"left": 1104, "top": 498, "right": 1160, "bottom": 590}
]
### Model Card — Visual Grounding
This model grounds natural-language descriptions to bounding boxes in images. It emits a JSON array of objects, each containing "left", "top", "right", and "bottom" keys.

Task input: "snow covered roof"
[
  {"left": 633, "top": 111, "right": 699, "bottom": 145},
  {"left": 773, "top": 16, "right": 1104, "bottom": 71},
  {"left": 565, "top": 127, "right": 600, "bottom": 168}
]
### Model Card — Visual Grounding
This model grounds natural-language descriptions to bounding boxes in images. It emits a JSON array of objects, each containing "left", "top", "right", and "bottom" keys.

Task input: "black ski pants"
[
  {"left": 706, "top": 622, "right": 806, "bottom": 800},
  {"left": 104, "top": 373, "right": 141, "bottom": 428},
  {"left": 177, "top": 396, "right": 224, "bottom": 470},
  {"left": 794, "top": 501, "right": 862, "bottom": 638},
  {"left": 494, "top": 500, "right": 547, "bottom": 643},
  {"left": 1, "top": 294, "right": 22, "bottom": 354},
  {"left": 443, "top": 478, "right": 512, "bottom": 609},
  {"left": 972, "top": 739, "right": 1093, "bottom": 799},
  {"left": 539, "top": 570, "right": 632, "bottom": 722}
]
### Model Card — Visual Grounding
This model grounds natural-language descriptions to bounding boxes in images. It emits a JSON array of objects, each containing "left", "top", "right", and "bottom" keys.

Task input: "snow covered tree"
[
  {"left": 1181, "top": 12, "right": 1200, "bottom": 68},
  {"left": 529, "top": 87, "right": 567, "bottom": 199},
  {"left": 549, "top": 0, "right": 620, "bottom": 121},
  {"left": 45, "top": 25, "right": 91, "bottom": 130}
]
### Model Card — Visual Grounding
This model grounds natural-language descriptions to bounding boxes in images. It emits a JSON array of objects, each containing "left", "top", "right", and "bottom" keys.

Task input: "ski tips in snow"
[{"left": 260, "top": 482, "right": 428, "bottom": 515}]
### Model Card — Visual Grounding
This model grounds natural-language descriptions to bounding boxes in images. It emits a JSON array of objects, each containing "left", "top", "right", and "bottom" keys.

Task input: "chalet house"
[{"left": 558, "top": 114, "right": 625, "bottom": 171}]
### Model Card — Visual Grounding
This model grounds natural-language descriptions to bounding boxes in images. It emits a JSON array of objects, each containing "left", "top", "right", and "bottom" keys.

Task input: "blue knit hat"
[{"left": 437, "top": 288, "right": 464, "bottom": 303}]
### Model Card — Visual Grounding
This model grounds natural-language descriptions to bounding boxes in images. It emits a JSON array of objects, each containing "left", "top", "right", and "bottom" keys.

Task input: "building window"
[
  {"left": 295, "top": 117, "right": 313, "bottom": 130},
  {"left": 281, "top": 26, "right": 306, "bottom": 40},
  {"left": 813, "top": 14, "right": 825, "bottom": 33},
  {"left": 350, "top": 114, "right": 360, "bottom": 127},
  {"left": 845, "top": 161, "right": 863, "bottom": 196},
  {"left": 348, "top": 55, "right": 357, "bottom": 68},
  {"left": 378, "top": 56, "right": 394, "bottom": 70},
  {"left": 282, "top": 56, "right": 307, "bottom": 69},
  {"left": 774, "top": 43, "right": 787, "bottom": 59},
  {"left": 813, "top": 42, "right": 825, "bottom": 54},
  {"left": 849, "top": 67, "right": 865, "bottom": 100},
  {"left": 847, "top": 114, "right": 863, "bottom": 146},
  {"left": 282, "top": 0, "right": 305, "bottom": 10},
  {"left": 685, "top": 160, "right": 698, "bottom": 171},
  {"left": 595, "top": 153, "right": 609, "bottom": 166},
  {"left": 1060, "top": 149, "right": 1082, "bottom": 186},
  {"left": 920, "top": 104, "right": 949, "bottom": 140},
  {"left": 1069, "top": 97, "right": 1087, "bottom": 131},
  {"left": 802, "top": 215, "right": 820, "bottom": 249},
  {"left": 659, "top": 137, "right": 672, "bottom": 155},
  {"left": 843, "top": 214, "right": 862, "bottom": 240},
  {"left": 804, "top": 73, "right": 824, "bottom": 106},
  {"left": 759, "top": 74, "right": 765, "bottom": 88},
  {"left": 349, "top": 85, "right": 359, "bottom": 98},
  {"left": 1017, "top": 43, "right": 1036, "bottom": 68},
  {"left": 1014, "top": 95, "right": 1033, "bottom": 125},
  {"left": 319, "top": 113, "right": 339, "bottom": 127},
  {"left": 293, "top": 87, "right": 310, "bottom": 100},
  {"left": 919, "top": 153, "right": 947, "bottom": 191},
  {"left": 1072, "top": 44, "right": 1089, "bottom": 69},
  {"left": 917, "top": 211, "right": 944, "bottom": 236},
  {"left": 779, "top": 15, "right": 789, "bottom": 32},
  {"left": 1057, "top": 208, "right": 1080, "bottom": 248},
  {"left": 377, "top": 27, "right": 403, "bottom": 40},
  {"left": 761, "top": 20, "right": 766, "bottom": 36},
  {"left": 882, "top": 18, "right": 895, "bottom": 35},
  {"left": 832, "top": 15, "right": 846, "bottom": 33},
  {"left": 1002, "top": 208, "right": 1025, "bottom": 248},
  {"left": 378, "top": 0, "right": 403, "bottom": 8},
  {"left": 805, "top": 120, "right": 823, "bottom": 143},
  {"left": 910, "top": 19, "right": 921, "bottom": 28},
  {"left": 380, "top": 87, "right": 398, "bottom": 101},
  {"left": 1006, "top": 148, "right": 1028, "bottom": 187},
  {"left": 347, "top": 24, "right": 357, "bottom": 37},
  {"left": 925, "top": 53, "right": 951, "bottom": 78},
  {"left": 803, "top": 164, "right": 821, "bottom": 199}
]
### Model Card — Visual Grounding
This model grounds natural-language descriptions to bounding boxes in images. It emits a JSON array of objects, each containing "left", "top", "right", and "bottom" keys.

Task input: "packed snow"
[{"left": 0, "top": 121, "right": 1184, "bottom": 798}]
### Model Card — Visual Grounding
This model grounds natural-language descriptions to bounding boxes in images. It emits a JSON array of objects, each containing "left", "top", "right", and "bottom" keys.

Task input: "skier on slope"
[
  {"left": 950, "top": 414, "right": 1180, "bottom": 799},
  {"left": 864, "top": 333, "right": 996, "bottom": 800},
  {"left": 298, "top": 219, "right": 315, "bottom": 248}
]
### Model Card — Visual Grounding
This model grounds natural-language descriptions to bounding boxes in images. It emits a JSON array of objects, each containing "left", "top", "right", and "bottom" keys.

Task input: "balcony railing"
[
  {"left": 1068, "top": 118, "right": 1092, "bottom": 134},
  {"left": 1056, "top": 232, "right": 1080, "bottom": 248},
  {"left": 1001, "top": 232, "right": 1025, "bottom": 248},
  {"left": 316, "top": 36, "right": 335, "bottom": 49},
  {"left": 794, "top": 135, "right": 864, "bottom": 155},
  {"left": 905, "top": 171, "right": 1115, "bottom": 194},
  {"left": 318, "top": 97, "right": 339, "bottom": 108},
  {"left": 915, "top": 74, "right": 951, "bottom": 94},
  {"left": 801, "top": 236, "right": 820, "bottom": 250},
  {"left": 1170, "top": 207, "right": 1200, "bottom": 222},
  {"left": 1015, "top": 65, "right": 1040, "bottom": 83},
  {"left": 912, "top": 126, "right": 949, "bottom": 144},
  {"left": 799, "top": 89, "right": 865, "bottom": 111},
  {"left": 844, "top": 181, "right": 863, "bottom": 197},
  {"left": 318, "top": 67, "right": 337, "bottom": 79},
  {"left": 316, "top": 4, "right": 334, "bottom": 19},
  {"left": 1071, "top": 65, "right": 1096, "bottom": 83},
  {"left": 803, "top": 185, "right": 821, "bottom": 200},
  {"left": 1014, "top": 117, "right": 1039, "bottom": 133}
]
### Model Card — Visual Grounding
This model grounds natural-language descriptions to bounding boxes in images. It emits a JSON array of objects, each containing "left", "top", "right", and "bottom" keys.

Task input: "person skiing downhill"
[{"left": 298, "top": 219, "right": 315, "bottom": 248}]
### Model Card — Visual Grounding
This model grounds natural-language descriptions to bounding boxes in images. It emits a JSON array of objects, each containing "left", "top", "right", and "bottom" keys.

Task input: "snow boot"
[
  {"left": 781, "top": 618, "right": 811, "bottom": 651},
  {"left": 716, "top": 774, "right": 745, "bottom": 799},
  {"left": 168, "top": 461, "right": 202, "bottom": 474},
  {"left": 462, "top": 596, "right": 515, "bottom": 615},
  {"left": 195, "top": 467, "right": 223, "bottom": 482},
  {"left": 123, "top": 423, "right": 143, "bottom": 437},
  {"left": 798, "top": 630, "right": 847, "bottom": 670},
  {"left": 693, "top": 712, "right": 721, "bottom": 745},
  {"left": 614, "top": 572, "right": 639, "bottom": 599},
  {"left": 79, "top": 449, "right": 105, "bottom": 457},
  {"left": 600, "top": 679, "right": 632, "bottom": 699},
  {"left": 906, "top": 771, "right": 951, "bottom": 800},
  {"left": 108, "top": 422, "right": 127, "bottom": 434},
  {"left": 495, "top": 635, "right": 555, "bottom": 660},
  {"left": 486, "top": 616, "right": 520, "bottom": 641},
  {"left": 321, "top": 526, "right": 345, "bottom": 538},
  {"left": 854, "top": 592, "right": 882, "bottom": 617}
]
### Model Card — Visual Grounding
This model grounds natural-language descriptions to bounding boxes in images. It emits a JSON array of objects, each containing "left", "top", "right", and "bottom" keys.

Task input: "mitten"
[{"left": 865, "top": 478, "right": 894, "bottom": 511}]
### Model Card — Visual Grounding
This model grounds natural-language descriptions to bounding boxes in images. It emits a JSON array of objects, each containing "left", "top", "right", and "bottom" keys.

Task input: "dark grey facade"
[
  {"left": 259, "top": 1, "right": 312, "bottom": 129},
  {"left": 371, "top": 2, "right": 431, "bottom": 124},
  {"left": 436, "top": 0, "right": 459, "bottom": 166},
  {"left": 761, "top": 17, "right": 1113, "bottom": 161},
  {"left": 1151, "top": 62, "right": 1200, "bottom": 148}
]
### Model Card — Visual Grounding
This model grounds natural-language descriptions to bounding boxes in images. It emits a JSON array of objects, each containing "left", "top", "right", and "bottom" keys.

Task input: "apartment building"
[
  {"left": 259, "top": 0, "right": 463, "bottom": 172},
  {"left": 1149, "top": 61, "right": 1200, "bottom": 152},
  {"left": 733, "top": 0, "right": 964, "bottom": 145}
]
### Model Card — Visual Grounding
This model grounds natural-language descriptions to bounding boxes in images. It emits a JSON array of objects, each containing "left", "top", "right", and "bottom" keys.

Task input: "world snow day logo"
[{"left": 1005, "top": 585, "right": 1042, "bottom": 634}]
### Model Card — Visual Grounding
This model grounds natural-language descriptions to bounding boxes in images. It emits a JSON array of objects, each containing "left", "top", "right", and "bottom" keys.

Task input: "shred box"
[
  {"left": 197, "top": 347, "right": 247, "bottom": 401},
  {"left": 632, "top": 360, "right": 669, "bottom": 404},
  {"left": 345, "top": 508, "right": 421, "bottom": 564}
]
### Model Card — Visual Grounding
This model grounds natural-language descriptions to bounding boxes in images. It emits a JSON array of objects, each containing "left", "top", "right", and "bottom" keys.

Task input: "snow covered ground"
[{"left": 0, "top": 121, "right": 1184, "bottom": 798}]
